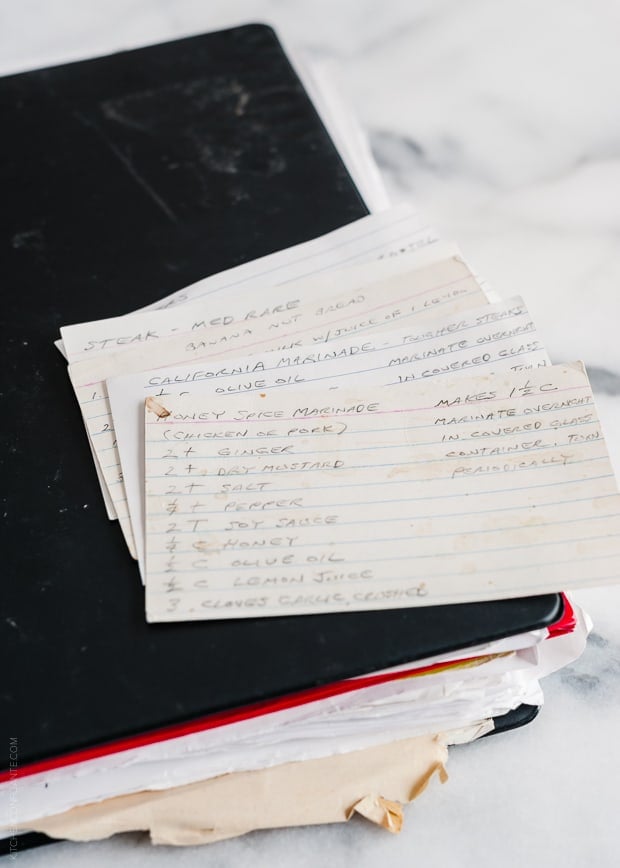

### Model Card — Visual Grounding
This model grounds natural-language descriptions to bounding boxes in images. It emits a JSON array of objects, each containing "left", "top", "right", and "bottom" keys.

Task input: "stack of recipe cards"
[{"left": 61, "top": 204, "right": 620, "bottom": 620}]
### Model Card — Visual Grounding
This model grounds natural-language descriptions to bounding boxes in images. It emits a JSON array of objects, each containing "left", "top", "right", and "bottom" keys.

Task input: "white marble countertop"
[{"left": 4, "top": 2, "right": 620, "bottom": 866}]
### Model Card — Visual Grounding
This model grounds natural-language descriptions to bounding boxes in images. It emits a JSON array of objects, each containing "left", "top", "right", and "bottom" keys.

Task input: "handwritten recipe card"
[
  {"left": 69, "top": 255, "right": 489, "bottom": 554},
  {"left": 109, "top": 295, "right": 547, "bottom": 576},
  {"left": 143, "top": 363, "right": 620, "bottom": 621},
  {"left": 53, "top": 206, "right": 620, "bottom": 623}
]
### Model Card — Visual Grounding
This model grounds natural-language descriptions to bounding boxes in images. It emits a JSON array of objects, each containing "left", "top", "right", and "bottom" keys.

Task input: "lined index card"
[
  {"left": 143, "top": 363, "right": 620, "bottom": 622},
  {"left": 107, "top": 295, "right": 548, "bottom": 575}
]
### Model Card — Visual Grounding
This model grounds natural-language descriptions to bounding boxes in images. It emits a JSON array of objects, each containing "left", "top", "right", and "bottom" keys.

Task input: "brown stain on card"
[{"left": 145, "top": 397, "right": 171, "bottom": 418}]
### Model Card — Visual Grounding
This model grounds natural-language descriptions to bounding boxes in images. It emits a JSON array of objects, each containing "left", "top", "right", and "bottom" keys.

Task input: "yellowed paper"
[
  {"left": 16, "top": 733, "right": 450, "bottom": 846},
  {"left": 69, "top": 256, "right": 489, "bottom": 552},
  {"left": 109, "top": 294, "right": 547, "bottom": 577},
  {"left": 143, "top": 362, "right": 620, "bottom": 621},
  {"left": 350, "top": 795, "right": 404, "bottom": 833}
]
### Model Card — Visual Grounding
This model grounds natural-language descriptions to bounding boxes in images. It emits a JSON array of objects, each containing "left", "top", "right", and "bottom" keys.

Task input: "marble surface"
[{"left": 4, "top": 1, "right": 620, "bottom": 865}]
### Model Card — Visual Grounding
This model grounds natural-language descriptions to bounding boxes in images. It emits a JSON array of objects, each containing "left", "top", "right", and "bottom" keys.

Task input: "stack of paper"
[
  {"left": 12, "top": 202, "right": 613, "bottom": 843},
  {"left": 3, "top": 26, "right": 619, "bottom": 850},
  {"left": 59, "top": 206, "right": 620, "bottom": 615},
  {"left": 7, "top": 608, "right": 589, "bottom": 843}
]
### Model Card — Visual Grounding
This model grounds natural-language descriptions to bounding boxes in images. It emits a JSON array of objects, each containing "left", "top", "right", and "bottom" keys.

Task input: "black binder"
[{"left": 1, "top": 25, "right": 561, "bottom": 784}]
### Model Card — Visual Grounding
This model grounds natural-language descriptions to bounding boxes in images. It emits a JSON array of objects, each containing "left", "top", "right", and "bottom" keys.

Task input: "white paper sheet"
[{"left": 289, "top": 52, "right": 391, "bottom": 213}]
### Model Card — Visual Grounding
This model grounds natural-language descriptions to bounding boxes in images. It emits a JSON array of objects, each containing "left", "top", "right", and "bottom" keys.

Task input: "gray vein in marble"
[
  {"left": 558, "top": 630, "right": 620, "bottom": 700},
  {"left": 369, "top": 130, "right": 436, "bottom": 191},
  {"left": 347, "top": 9, "right": 435, "bottom": 58},
  {"left": 587, "top": 367, "right": 620, "bottom": 396}
]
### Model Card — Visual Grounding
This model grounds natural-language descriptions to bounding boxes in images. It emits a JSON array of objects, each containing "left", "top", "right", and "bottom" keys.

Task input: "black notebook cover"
[{"left": 1, "top": 24, "right": 562, "bottom": 772}]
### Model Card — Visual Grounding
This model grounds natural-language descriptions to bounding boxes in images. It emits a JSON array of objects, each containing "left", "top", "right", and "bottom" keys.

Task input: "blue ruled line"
[
  {"left": 146, "top": 553, "right": 620, "bottom": 595},
  {"left": 146, "top": 509, "right": 619, "bottom": 555},
  {"left": 145, "top": 400, "right": 595, "bottom": 443},
  {"left": 144, "top": 451, "right": 607, "bottom": 482},
  {"left": 144, "top": 472, "right": 616, "bottom": 527}
]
